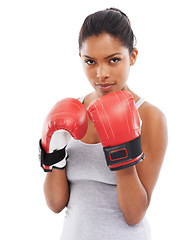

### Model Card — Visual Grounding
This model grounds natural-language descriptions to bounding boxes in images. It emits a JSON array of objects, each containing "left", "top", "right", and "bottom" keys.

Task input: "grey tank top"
[{"left": 60, "top": 97, "right": 151, "bottom": 240}]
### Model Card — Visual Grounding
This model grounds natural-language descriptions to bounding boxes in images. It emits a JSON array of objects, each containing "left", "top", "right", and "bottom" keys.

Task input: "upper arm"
[{"left": 136, "top": 102, "right": 168, "bottom": 203}]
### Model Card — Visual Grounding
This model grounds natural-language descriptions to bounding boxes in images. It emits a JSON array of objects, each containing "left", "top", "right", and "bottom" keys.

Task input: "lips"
[{"left": 95, "top": 83, "right": 116, "bottom": 91}]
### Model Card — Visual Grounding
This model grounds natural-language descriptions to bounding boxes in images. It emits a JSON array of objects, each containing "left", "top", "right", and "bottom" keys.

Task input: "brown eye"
[
  {"left": 110, "top": 58, "right": 121, "bottom": 63},
  {"left": 85, "top": 59, "right": 96, "bottom": 65}
]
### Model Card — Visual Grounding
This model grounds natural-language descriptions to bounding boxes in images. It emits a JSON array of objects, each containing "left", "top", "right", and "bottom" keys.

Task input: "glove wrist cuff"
[
  {"left": 39, "top": 140, "right": 67, "bottom": 172},
  {"left": 103, "top": 136, "right": 145, "bottom": 171}
]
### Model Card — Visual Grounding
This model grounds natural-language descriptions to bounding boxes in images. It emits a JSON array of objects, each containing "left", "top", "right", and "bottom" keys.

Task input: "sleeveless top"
[{"left": 60, "top": 97, "right": 151, "bottom": 240}]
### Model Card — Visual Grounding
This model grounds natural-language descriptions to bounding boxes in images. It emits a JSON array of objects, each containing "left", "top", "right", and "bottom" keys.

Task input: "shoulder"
[
  {"left": 139, "top": 101, "right": 166, "bottom": 122},
  {"left": 139, "top": 101, "right": 168, "bottom": 159},
  {"left": 130, "top": 88, "right": 167, "bottom": 135},
  {"left": 139, "top": 101, "right": 167, "bottom": 132}
]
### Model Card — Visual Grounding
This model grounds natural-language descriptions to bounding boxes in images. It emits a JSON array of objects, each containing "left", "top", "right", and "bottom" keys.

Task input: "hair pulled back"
[{"left": 79, "top": 8, "right": 136, "bottom": 54}]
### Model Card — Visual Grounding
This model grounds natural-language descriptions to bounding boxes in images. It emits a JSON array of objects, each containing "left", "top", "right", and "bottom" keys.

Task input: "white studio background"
[{"left": 0, "top": 0, "right": 181, "bottom": 239}]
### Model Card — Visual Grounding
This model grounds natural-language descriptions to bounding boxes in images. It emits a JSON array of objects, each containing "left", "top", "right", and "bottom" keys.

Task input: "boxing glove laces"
[
  {"left": 39, "top": 98, "right": 88, "bottom": 172},
  {"left": 87, "top": 91, "right": 145, "bottom": 171}
]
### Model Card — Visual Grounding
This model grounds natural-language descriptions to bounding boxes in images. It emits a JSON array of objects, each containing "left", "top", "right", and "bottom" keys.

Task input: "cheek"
[
  {"left": 116, "top": 63, "right": 130, "bottom": 80},
  {"left": 83, "top": 66, "right": 96, "bottom": 82}
]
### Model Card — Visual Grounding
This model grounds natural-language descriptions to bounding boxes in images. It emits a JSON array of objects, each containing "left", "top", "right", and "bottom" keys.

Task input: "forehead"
[{"left": 81, "top": 33, "right": 129, "bottom": 57}]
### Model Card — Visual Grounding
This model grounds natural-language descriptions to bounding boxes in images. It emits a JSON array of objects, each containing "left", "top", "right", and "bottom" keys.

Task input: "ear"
[{"left": 130, "top": 48, "right": 138, "bottom": 66}]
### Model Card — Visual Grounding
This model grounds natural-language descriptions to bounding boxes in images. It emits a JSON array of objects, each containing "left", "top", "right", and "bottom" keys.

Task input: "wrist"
[{"left": 116, "top": 165, "right": 136, "bottom": 178}]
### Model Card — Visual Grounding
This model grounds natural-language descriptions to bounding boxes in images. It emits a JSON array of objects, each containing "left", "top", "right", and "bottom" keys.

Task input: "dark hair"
[{"left": 78, "top": 8, "right": 136, "bottom": 54}]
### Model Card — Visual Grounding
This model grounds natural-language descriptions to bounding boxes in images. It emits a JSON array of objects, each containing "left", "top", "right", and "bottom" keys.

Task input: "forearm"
[
  {"left": 116, "top": 166, "right": 149, "bottom": 225},
  {"left": 44, "top": 168, "right": 70, "bottom": 213}
]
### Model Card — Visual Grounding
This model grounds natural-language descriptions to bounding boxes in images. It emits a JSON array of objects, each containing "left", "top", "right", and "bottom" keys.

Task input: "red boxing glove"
[
  {"left": 87, "top": 91, "right": 144, "bottom": 171},
  {"left": 39, "top": 98, "right": 88, "bottom": 172}
]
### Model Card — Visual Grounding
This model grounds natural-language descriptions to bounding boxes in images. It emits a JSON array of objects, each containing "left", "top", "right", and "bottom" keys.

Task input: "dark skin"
[{"left": 44, "top": 33, "right": 168, "bottom": 225}]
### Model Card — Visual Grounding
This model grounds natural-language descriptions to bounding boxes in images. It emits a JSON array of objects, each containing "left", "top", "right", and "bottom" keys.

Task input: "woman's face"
[{"left": 79, "top": 33, "right": 138, "bottom": 98}]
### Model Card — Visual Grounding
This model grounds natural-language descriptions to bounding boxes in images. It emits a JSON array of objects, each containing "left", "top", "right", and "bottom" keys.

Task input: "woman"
[{"left": 40, "top": 8, "right": 168, "bottom": 239}]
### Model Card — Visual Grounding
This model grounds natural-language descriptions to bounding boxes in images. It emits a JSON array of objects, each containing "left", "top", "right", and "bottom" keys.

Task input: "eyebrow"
[
  {"left": 82, "top": 53, "right": 122, "bottom": 60},
  {"left": 104, "top": 53, "right": 122, "bottom": 59},
  {"left": 82, "top": 55, "right": 97, "bottom": 60}
]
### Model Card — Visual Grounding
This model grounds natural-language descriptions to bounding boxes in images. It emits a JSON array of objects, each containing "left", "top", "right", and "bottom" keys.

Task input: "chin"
[{"left": 99, "top": 88, "right": 122, "bottom": 95}]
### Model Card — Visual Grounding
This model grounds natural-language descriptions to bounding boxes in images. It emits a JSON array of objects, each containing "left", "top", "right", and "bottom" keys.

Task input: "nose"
[{"left": 96, "top": 64, "right": 110, "bottom": 82}]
